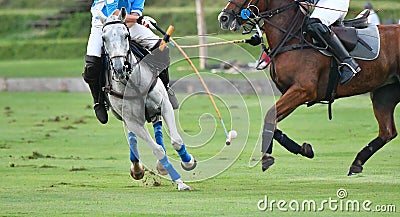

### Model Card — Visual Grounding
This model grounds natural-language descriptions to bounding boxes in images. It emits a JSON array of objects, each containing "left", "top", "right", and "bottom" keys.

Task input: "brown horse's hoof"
[
  {"left": 130, "top": 162, "right": 145, "bottom": 180},
  {"left": 262, "top": 154, "right": 275, "bottom": 172},
  {"left": 300, "top": 143, "right": 314, "bottom": 159},
  {"left": 347, "top": 160, "right": 363, "bottom": 176}
]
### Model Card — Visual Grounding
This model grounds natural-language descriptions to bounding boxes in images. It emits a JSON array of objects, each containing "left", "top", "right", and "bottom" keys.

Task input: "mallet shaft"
[
  {"left": 160, "top": 25, "right": 174, "bottom": 51},
  {"left": 169, "top": 37, "right": 229, "bottom": 138},
  {"left": 179, "top": 40, "right": 246, "bottom": 49}
]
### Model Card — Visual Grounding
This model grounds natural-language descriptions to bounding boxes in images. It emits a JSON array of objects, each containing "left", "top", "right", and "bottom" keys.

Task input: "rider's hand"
[
  {"left": 138, "top": 16, "right": 156, "bottom": 30},
  {"left": 246, "top": 33, "right": 262, "bottom": 46}
]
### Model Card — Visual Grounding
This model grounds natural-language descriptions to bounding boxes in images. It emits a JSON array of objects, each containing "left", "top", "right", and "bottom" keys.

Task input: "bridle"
[
  {"left": 222, "top": 0, "right": 312, "bottom": 61},
  {"left": 221, "top": 0, "right": 259, "bottom": 26},
  {"left": 102, "top": 20, "right": 133, "bottom": 81}
]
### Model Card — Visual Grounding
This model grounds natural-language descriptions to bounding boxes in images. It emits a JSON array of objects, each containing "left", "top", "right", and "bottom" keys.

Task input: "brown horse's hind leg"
[{"left": 348, "top": 83, "right": 400, "bottom": 175}]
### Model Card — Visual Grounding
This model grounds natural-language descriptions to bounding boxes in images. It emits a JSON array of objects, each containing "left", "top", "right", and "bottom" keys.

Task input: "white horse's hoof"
[
  {"left": 181, "top": 154, "right": 197, "bottom": 171},
  {"left": 156, "top": 160, "right": 168, "bottom": 175},
  {"left": 175, "top": 179, "right": 191, "bottom": 191},
  {"left": 130, "top": 162, "right": 145, "bottom": 180},
  {"left": 178, "top": 183, "right": 191, "bottom": 191}
]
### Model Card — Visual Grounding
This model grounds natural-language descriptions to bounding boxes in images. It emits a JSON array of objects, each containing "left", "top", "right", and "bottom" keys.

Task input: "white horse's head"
[{"left": 99, "top": 8, "right": 131, "bottom": 82}]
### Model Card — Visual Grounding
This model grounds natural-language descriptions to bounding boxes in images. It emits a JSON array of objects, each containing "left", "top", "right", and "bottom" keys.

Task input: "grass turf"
[{"left": 0, "top": 92, "right": 399, "bottom": 216}]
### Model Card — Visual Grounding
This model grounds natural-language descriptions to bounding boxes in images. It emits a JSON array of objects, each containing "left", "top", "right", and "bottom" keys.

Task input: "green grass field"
[
  {"left": 0, "top": 92, "right": 399, "bottom": 216},
  {"left": 1, "top": 1, "right": 399, "bottom": 215}
]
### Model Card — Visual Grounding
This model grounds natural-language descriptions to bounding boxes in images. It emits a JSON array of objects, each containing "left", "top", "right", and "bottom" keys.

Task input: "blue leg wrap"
[
  {"left": 128, "top": 132, "right": 139, "bottom": 162},
  {"left": 153, "top": 121, "right": 166, "bottom": 152},
  {"left": 159, "top": 156, "right": 181, "bottom": 181},
  {"left": 177, "top": 144, "right": 191, "bottom": 163}
]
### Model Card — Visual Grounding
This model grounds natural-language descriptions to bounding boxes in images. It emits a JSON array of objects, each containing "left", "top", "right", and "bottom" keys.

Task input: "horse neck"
[
  {"left": 130, "top": 59, "right": 157, "bottom": 91},
  {"left": 262, "top": 0, "right": 304, "bottom": 49}
]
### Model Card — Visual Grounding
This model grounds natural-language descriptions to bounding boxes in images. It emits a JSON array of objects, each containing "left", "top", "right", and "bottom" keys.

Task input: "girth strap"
[{"left": 104, "top": 76, "right": 158, "bottom": 100}]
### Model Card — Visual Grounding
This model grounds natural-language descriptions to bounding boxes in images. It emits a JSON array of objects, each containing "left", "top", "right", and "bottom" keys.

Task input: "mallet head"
[{"left": 225, "top": 130, "right": 237, "bottom": 145}]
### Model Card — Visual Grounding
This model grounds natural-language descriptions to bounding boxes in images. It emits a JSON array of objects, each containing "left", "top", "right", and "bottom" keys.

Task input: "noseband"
[{"left": 222, "top": 0, "right": 255, "bottom": 23}]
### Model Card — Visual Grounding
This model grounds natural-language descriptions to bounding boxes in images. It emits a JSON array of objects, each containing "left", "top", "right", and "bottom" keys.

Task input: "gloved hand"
[
  {"left": 245, "top": 33, "right": 262, "bottom": 46},
  {"left": 137, "top": 16, "right": 157, "bottom": 30}
]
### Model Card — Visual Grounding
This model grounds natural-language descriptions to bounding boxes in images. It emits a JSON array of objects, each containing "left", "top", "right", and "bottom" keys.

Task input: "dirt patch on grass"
[
  {"left": 0, "top": 143, "right": 10, "bottom": 149},
  {"left": 22, "top": 151, "right": 55, "bottom": 159},
  {"left": 69, "top": 166, "right": 87, "bottom": 171}
]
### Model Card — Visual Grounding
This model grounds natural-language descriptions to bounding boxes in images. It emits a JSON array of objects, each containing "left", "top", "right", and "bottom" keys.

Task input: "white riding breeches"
[
  {"left": 86, "top": 17, "right": 160, "bottom": 57},
  {"left": 310, "top": 0, "right": 350, "bottom": 26}
]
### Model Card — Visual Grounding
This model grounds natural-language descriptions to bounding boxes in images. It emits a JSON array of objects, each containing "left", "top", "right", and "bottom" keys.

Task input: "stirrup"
[
  {"left": 341, "top": 62, "right": 361, "bottom": 74},
  {"left": 339, "top": 62, "right": 360, "bottom": 85}
]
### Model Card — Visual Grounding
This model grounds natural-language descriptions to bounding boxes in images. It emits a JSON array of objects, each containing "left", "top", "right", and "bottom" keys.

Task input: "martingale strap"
[
  {"left": 259, "top": 6, "right": 306, "bottom": 69},
  {"left": 307, "top": 58, "right": 339, "bottom": 120}
]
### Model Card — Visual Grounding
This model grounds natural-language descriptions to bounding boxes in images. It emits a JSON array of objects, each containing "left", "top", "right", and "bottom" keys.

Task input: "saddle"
[
  {"left": 320, "top": 9, "right": 380, "bottom": 60},
  {"left": 308, "top": 10, "right": 380, "bottom": 118},
  {"left": 333, "top": 9, "right": 370, "bottom": 29}
]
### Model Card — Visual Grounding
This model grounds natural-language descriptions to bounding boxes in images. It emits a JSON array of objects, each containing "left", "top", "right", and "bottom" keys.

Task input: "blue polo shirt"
[{"left": 92, "top": 0, "right": 145, "bottom": 17}]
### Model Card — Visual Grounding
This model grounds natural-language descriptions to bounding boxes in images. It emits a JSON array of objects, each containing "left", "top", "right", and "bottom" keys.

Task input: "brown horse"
[{"left": 218, "top": 0, "right": 400, "bottom": 175}]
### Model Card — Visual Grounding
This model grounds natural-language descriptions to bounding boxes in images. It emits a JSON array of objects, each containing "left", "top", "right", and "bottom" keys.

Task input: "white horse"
[{"left": 99, "top": 8, "right": 196, "bottom": 190}]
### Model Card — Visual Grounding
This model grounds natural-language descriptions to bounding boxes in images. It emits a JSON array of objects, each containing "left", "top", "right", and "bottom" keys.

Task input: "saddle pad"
[
  {"left": 319, "top": 24, "right": 380, "bottom": 61},
  {"left": 351, "top": 24, "right": 380, "bottom": 60}
]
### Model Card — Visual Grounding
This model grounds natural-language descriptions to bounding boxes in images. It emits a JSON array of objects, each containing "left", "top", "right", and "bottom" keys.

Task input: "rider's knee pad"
[{"left": 82, "top": 55, "right": 103, "bottom": 83}]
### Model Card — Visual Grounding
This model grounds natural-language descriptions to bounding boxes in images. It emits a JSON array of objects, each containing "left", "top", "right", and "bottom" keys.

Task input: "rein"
[
  {"left": 261, "top": 3, "right": 307, "bottom": 61},
  {"left": 102, "top": 20, "right": 129, "bottom": 31},
  {"left": 258, "top": 1, "right": 298, "bottom": 18},
  {"left": 247, "top": 0, "right": 311, "bottom": 68}
]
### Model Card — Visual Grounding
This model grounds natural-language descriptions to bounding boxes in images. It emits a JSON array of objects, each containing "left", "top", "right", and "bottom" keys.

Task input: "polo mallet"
[
  {"left": 159, "top": 25, "right": 174, "bottom": 51},
  {"left": 178, "top": 39, "right": 246, "bottom": 49},
  {"left": 154, "top": 22, "right": 237, "bottom": 145}
]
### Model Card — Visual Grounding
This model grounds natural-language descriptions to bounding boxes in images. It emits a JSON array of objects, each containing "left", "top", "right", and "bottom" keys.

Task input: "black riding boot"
[
  {"left": 306, "top": 19, "right": 361, "bottom": 85},
  {"left": 159, "top": 68, "right": 179, "bottom": 109},
  {"left": 82, "top": 55, "right": 108, "bottom": 124}
]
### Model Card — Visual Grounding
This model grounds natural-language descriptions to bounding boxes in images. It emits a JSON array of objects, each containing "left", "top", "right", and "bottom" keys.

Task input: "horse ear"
[
  {"left": 119, "top": 7, "right": 127, "bottom": 21},
  {"left": 98, "top": 11, "right": 107, "bottom": 24}
]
